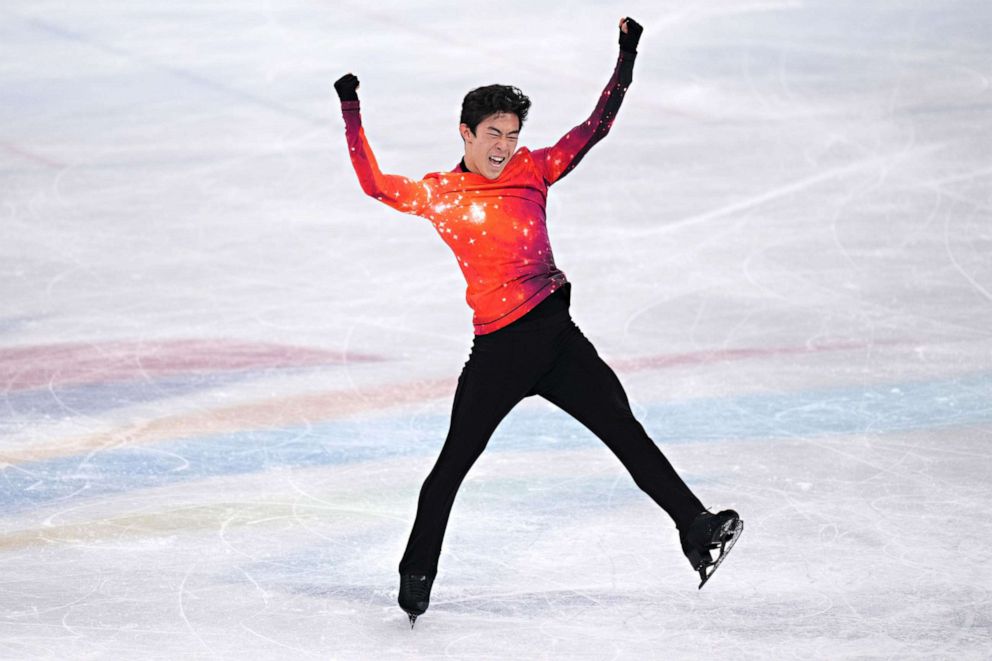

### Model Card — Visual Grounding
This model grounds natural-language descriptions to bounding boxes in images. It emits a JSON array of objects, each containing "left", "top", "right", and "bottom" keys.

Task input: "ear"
[{"left": 459, "top": 123, "right": 475, "bottom": 143}]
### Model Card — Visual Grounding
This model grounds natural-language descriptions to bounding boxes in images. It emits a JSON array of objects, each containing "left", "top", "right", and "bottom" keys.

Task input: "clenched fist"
[
  {"left": 334, "top": 73, "right": 360, "bottom": 102},
  {"left": 618, "top": 17, "right": 643, "bottom": 54}
]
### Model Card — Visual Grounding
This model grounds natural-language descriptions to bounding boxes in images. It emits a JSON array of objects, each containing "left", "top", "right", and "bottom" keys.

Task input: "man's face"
[{"left": 460, "top": 112, "right": 520, "bottom": 180}]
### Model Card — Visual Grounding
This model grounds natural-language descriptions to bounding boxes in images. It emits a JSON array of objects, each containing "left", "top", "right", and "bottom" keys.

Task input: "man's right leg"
[{"left": 398, "top": 339, "right": 533, "bottom": 577}]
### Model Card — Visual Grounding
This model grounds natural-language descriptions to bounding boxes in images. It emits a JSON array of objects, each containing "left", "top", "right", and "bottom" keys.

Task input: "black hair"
[{"left": 460, "top": 84, "right": 531, "bottom": 135}]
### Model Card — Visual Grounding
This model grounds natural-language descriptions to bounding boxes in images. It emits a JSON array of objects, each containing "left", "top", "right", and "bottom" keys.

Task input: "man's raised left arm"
[{"left": 534, "top": 17, "right": 642, "bottom": 186}]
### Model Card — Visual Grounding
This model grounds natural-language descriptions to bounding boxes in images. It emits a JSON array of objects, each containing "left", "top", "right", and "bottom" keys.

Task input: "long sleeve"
[
  {"left": 532, "top": 50, "right": 636, "bottom": 186},
  {"left": 341, "top": 100, "right": 433, "bottom": 215}
]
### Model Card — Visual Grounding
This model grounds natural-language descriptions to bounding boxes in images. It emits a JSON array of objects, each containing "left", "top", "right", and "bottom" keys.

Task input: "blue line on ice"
[{"left": 1, "top": 371, "right": 989, "bottom": 511}]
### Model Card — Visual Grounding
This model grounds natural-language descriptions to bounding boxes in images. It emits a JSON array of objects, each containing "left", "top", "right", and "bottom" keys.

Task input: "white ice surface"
[{"left": 2, "top": 1, "right": 991, "bottom": 659}]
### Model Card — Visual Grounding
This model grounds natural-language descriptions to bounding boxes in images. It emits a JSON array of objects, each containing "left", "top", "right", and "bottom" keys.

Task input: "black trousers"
[{"left": 399, "top": 283, "right": 705, "bottom": 576}]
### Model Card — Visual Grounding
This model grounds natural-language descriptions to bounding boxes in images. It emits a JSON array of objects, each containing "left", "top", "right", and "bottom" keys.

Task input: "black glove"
[
  {"left": 334, "top": 73, "right": 360, "bottom": 102},
  {"left": 618, "top": 17, "right": 643, "bottom": 54}
]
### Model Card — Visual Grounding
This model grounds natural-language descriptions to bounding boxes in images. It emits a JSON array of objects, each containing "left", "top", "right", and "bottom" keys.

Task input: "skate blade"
[
  {"left": 408, "top": 613, "right": 418, "bottom": 629},
  {"left": 697, "top": 519, "right": 743, "bottom": 590}
]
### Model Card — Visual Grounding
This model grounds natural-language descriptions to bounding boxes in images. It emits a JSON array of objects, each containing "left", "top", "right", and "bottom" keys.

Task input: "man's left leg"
[{"left": 533, "top": 320, "right": 705, "bottom": 529}]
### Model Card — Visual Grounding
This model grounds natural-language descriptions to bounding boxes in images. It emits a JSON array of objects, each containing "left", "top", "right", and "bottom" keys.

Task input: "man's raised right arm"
[{"left": 335, "top": 73, "right": 432, "bottom": 215}]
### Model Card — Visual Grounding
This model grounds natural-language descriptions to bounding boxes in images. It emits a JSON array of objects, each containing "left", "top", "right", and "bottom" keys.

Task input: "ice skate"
[
  {"left": 680, "top": 509, "right": 743, "bottom": 589},
  {"left": 398, "top": 573, "right": 434, "bottom": 628}
]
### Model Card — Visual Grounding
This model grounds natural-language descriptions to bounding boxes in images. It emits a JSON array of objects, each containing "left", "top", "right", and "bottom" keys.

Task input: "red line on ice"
[
  {"left": 0, "top": 339, "right": 384, "bottom": 392},
  {"left": 0, "top": 139, "right": 65, "bottom": 168},
  {"left": 608, "top": 339, "right": 886, "bottom": 372}
]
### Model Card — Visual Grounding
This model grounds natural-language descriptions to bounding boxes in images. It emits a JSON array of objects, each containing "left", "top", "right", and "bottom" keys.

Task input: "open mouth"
[{"left": 488, "top": 154, "right": 506, "bottom": 167}]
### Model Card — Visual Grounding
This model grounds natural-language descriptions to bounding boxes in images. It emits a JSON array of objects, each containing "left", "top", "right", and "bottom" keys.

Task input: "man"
[{"left": 335, "top": 17, "right": 742, "bottom": 628}]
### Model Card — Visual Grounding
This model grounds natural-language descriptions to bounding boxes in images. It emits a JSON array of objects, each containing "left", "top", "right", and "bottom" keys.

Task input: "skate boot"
[
  {"left": 679, "top": 509, "right": 743, "bottom": 589},
  {"left": 398, "top": 573, "right": 434, "bottom": 628}
]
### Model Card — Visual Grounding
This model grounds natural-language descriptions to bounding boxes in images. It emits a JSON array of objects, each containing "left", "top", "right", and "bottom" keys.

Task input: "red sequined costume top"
[{"left": 340, "top": 51, "right": 635, "bottom": 334}]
